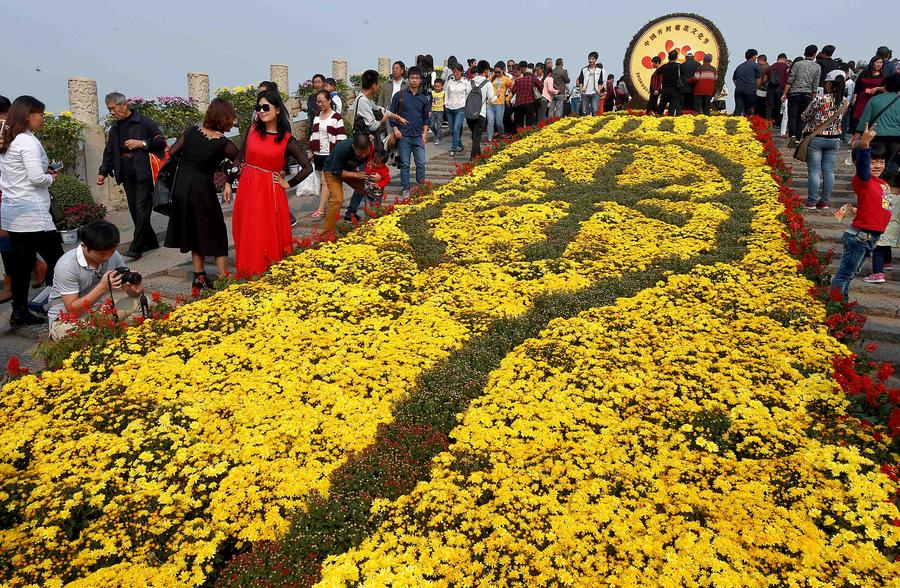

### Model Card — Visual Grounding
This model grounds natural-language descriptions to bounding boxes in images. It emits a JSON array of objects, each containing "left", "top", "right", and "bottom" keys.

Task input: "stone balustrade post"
[
  {"left": 270, "top": 64, "right": 289, "bottom": 93},
  {"left": 332, "top": 60, "right": 348, "bottom": 83},
  {"left": 378, "top": 57, "right": 391, "bottom": 78},
  {"left": 187, "top": 72, "right": 210, "bottom": 112},
  {"left": 68, "top": 77, "right": 126, "bottom": 210}
]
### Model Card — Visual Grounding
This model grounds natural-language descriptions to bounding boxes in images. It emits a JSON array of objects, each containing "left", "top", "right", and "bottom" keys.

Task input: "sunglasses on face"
[{"left": 255, "top": 104, "right": 272, "bottom": 112}]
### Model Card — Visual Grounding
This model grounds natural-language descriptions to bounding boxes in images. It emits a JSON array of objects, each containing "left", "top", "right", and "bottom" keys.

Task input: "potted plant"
[{"left": 58, "top": 202, "right": 107, "bottom": 244}]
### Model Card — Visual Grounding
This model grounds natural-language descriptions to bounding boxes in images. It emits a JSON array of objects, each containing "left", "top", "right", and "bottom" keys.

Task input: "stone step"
[
  {"left": 852, "top": 290, "right": 900, "bottom": 318},
  {"left": 860, "top": 315, "right": 900, "bottom": 345}
]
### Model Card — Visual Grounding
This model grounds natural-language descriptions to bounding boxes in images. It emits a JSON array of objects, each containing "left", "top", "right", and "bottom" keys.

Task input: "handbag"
[
  {"left": 793, "top": 99, "right": 849, "bottom": 162},
  {"left": 152, "top": 157, "right": 179, "bottom": 216}
]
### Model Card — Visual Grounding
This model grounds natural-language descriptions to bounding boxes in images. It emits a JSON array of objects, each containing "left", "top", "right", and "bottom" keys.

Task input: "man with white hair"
[{"left": 96, "top": 92, "right": 166, "bottom": 260}]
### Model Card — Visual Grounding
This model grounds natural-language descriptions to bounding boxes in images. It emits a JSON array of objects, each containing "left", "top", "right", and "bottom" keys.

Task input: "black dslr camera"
[{"left": 114, "top": 266, "right": 142, "bottom": 285}]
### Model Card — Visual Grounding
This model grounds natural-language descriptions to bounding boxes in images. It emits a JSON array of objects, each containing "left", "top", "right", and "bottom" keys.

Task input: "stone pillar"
[
  {"left": 378, "top": 57, "right": 391, "bottom": 78},
  {"left": 187, "top": 72, "right": 210, "bottom": 112},
  {"left": 68, "top": 77, "right": 126, "bottom": 211},
  {"left": 332, "top": 60, "right": 348, "bottom": 83},
  {"left": 270, "top": 64, "right": 289, "bottom": 93}
]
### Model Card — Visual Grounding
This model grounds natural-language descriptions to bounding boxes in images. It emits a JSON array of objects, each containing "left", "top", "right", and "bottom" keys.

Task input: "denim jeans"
[
  {"left": 430, "top": 111, "right": 444, "bottom": 142},
  {"left": 398, "top": 135, "right": 426, "bottom": 189},
  {"left": 806, "top": 136, "right": 840, "bottom": 206},
  {"left": 831, "top": 229, "right": 880, "bottom": 300},
  {"left": 486, "top": 103, "right": 504, "bottom": 141},
  {"left": 571, "top": 97, "right": 581, "bottom": 116},
  {"left": 582, "top": 93, "right": 600, "bottom": 115},
  {"left": 551, "top": 94, "right": 566, "bottom": 118},
  {"left": 446, "top": 108, "right": 465, "bottom": 151},
  {"left": 733, "top": 90, "right": 756, "bottom": 116}
]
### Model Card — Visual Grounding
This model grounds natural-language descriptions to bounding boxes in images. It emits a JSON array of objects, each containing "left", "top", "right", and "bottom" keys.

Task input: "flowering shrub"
[
  {"left": 34, "top": 293, "right": 180, "bottom": 371},
  {"left": 2, "top": 115, "right": 898, "bottom": 586},
  {"left": 57, "top": 201, "right": 107, "bottom": 230},
  {"left": 103, "top": 96, "right": 202, "bottom": 139},
  {"left": 37, "top": 111, "right": 85, "bottom": 171},
  {"left": 215, "top": 85, "right": 258, "bottom": 137}
]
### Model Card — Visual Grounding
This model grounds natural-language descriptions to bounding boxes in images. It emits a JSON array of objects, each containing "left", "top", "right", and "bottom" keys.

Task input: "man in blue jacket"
[{"left": 390, "top": 67, "right": 432, "bottom": 198}]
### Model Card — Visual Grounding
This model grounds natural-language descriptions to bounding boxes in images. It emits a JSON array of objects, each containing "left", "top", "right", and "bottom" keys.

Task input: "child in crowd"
[
  {"left": 831, "top": 124, "right": 892, "bottom": 300},
  {"left": 430, "top": 79, "right": 445, "bottom": 145},
  {"left": 363, "top": 149, "right": 391, "bottom": 206},
  {"left": 864, "top": 172, "right": 900, "bottom": 283}
]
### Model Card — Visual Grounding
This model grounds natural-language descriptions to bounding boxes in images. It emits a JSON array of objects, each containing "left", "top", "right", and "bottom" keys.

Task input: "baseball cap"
[{"left": 825, "top": 70, "right": 845, "bottom": 82}]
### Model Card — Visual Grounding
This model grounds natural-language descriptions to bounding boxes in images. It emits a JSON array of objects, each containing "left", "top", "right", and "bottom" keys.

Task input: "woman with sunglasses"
[{"left": 232, "top": 90, "right": 313, "bottom": 276}]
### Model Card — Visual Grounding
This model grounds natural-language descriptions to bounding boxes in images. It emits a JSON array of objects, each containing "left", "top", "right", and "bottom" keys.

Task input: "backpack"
[{"left": 465, "top": 79, "right": 488, "bottom": 120}]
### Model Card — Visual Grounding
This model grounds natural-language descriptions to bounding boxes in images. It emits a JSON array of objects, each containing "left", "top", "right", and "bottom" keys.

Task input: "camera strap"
[{"left": 106, "top": 274, "right": 152, "bottom": 319}]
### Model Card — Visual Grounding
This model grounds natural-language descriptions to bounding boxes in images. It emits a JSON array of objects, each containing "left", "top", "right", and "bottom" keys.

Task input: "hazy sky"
[{"left": 2, "top": 0, "right": 893, "bottom": 113}]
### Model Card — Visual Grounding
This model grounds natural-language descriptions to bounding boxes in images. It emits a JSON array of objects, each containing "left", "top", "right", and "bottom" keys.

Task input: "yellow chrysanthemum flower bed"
[{"left": 1, "top": 115, "right": 897, "bottom": 587}]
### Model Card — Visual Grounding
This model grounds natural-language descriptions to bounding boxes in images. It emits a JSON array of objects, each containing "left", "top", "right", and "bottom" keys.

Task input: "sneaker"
[
  {"left": 449, "top": 150, "right": 456, "bottom": 157},
  {"left": 308, "top": 210, "right": 324, "bottom": 219},
  {"left": 815, "top": 202, "right": 830, "bottom": 210},
  {"left": 289, "top": 212, "right": 298, "bottom": 227},
  {"left": 863, "top": 273, "right": 886, "bottom": 284},
  {"left": 401, "top": 189, "right": 411, "bottom": 199},
  {"left": 787, "top": 137, "right": 799, "bottom": 148},
  {"left": 10, "top": 308, "right": 45, "bottom": 327},
  {"left": 883, "top": 264, "right": 893, "bottom": 271},
  {"left": 434, "top": 139, "right": 440, "bottom": 145},
  {"left": 803, "top": 203, "right": 818, "bottom": 210}
]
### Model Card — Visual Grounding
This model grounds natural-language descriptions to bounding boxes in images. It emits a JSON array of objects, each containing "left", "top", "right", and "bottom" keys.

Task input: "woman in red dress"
[{"left": 233, "top": 90, "right": 312, "bottom": 276}]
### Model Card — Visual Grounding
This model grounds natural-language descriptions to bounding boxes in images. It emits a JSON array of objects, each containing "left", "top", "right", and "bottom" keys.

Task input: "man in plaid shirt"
[{"left": 647, "top": 56, "right": 662, "bottom": 115}]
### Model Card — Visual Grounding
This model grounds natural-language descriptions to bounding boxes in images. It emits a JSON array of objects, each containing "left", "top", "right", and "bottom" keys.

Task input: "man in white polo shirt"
[{"left": 47, "top": 220, "right": 145, "bottom": 339}]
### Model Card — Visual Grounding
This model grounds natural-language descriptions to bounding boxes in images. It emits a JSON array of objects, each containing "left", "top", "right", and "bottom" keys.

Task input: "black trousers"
[
  {"left": 766, "top": 88, "right": 782, "bottom": 122},
  {"left": 693, "top": 95, "right": 712, "bottom": 116},
  {"left": 7, "top": 230, "right": 62, "bottom": 311},
  {"left": 467, "top": 115, "right": 486, "bottom": 160},
  {"left": 657, "top": 88, "right": 681, "bottom": 116},
  {"left": 503, "top": 106, "right": 515, "bottom": 133},
  {"left": 787, "top": 93, "right": 813, "bottom": 140},
  {"left": 646, "top": 92, "right": 659, "bottom": 115},
  {"left": 681, "top": 89, "right": 694, "bottom": 112},
  {"left": 121, "top": 165, "right": 159, "bottom": 253},
  {"left": 514, "top": 103, "right": 537, "bottom": 127}
]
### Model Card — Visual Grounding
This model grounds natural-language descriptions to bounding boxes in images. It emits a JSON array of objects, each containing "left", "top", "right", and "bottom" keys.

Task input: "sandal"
[
  {"left": 308, "top": 210, "right": 324, "bottom": 218},
  {"left": 192, "top": 271, "right": 212, "bottom": 290}
]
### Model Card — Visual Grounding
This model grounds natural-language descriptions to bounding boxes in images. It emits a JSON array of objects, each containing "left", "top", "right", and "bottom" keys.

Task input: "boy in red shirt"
[
  {"left": 363, "top": 149, "right": 391, "bottom": 206},
  {"left": 831, "top": 124, "right": 893, "bottom": 300}
]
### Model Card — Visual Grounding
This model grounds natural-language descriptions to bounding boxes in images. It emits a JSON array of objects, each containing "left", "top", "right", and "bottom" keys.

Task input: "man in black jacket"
[
  {"left": 817, "top": 45, "right": 840, "bottom": 87},
  {"left": 96, "top": 92, "right": 166, "bottom": 260},
  {"left": 657, "top": 50, "right": 683, "bottom": 116},
  {"left": 681, "top": 52, "right": 701, "bottom": 112}
]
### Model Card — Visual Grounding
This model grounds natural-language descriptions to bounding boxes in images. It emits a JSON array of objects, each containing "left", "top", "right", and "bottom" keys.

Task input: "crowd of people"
[{"left": 0, "top": 44, "right": 898, "bottom": 333}]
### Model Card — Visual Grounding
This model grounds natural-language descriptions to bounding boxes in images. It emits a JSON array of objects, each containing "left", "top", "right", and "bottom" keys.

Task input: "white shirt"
[
  {"left": 391, "top": 79, "right": 404, "bottom": 99},
  {"left": 0, "top": 130, "right": 55, "bottom": 232},
  {"left": 581, "top": 66, "right": 605, "bottom": 95},
  {"left": 470, "top": 76, "right": 495, "bottom": 118},
  {"left": 331, "top": 92, "right": 343, "bottom": 113},
  {"left": 445, "top": 78, "right": 470, "bottom": 110},
  {"left": 47, "top": 245, "right": 125, "bottom": 323}
]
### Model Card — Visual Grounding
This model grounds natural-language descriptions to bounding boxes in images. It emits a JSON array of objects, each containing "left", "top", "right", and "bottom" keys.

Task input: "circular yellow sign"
[{"left": 624, "top": 14, "right": 727, "bottom": 102}]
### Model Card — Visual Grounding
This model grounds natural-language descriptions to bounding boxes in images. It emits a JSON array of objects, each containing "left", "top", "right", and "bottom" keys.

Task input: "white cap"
[{"left": 825, "top": 69, "right": 845, "bottom": 82}]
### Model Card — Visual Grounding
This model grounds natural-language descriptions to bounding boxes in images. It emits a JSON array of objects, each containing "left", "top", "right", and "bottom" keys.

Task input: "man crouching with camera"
[{"left": 46, "top": 220, "right": 146, "bottom": 340}]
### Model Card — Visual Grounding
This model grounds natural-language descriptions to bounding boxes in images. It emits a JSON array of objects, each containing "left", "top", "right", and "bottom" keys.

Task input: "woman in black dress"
[{"left": 164, "top": 98, "right": 238, "bottom": 288}]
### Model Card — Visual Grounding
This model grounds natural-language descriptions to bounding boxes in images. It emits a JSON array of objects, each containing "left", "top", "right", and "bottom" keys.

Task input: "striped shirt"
[{"left": 308, "top": 112, "right": 346, "bottom": 156}]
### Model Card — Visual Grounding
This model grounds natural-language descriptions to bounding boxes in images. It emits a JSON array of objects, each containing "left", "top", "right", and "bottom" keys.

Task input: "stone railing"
[{"left": 68, "top": 58, "right": 389, "bottom": 210}]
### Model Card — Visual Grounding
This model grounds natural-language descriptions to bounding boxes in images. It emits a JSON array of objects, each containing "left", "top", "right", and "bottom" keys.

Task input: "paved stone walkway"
[{"left": 0, "top": 138, "right": 463, "bottom": 370}]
